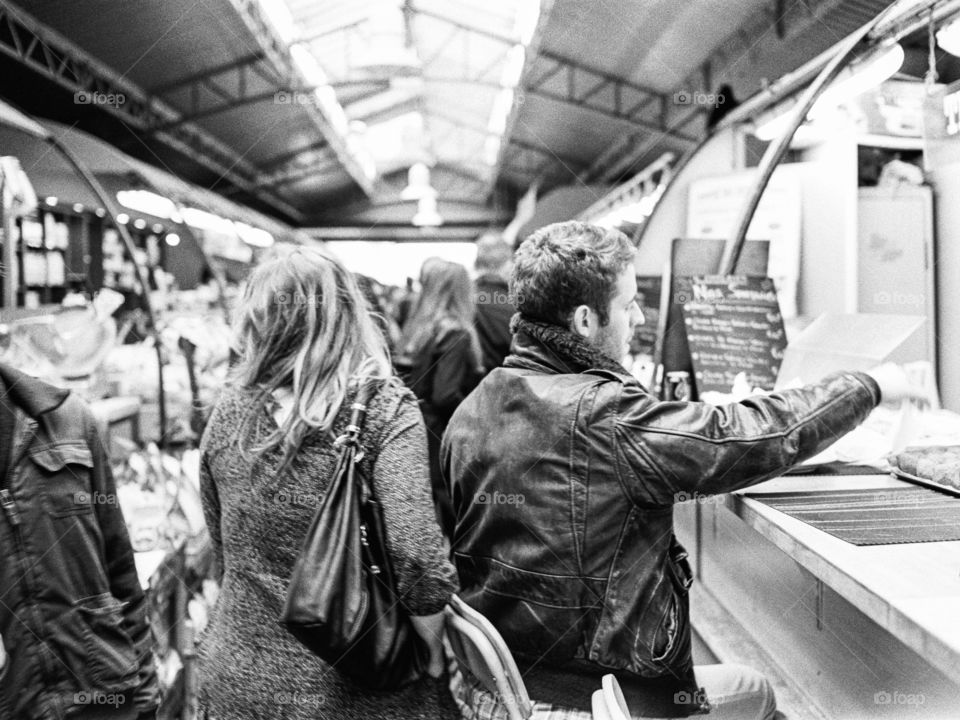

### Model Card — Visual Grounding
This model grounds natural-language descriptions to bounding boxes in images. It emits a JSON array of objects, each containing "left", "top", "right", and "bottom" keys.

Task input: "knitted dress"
[{"left": 197, "top": 377, "right": 460, "bottom": 719}]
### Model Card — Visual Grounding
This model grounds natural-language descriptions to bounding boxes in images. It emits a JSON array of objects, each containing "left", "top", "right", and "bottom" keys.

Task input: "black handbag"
[{"left": 279, "top": 380, "right": 430, "bottom": 690}]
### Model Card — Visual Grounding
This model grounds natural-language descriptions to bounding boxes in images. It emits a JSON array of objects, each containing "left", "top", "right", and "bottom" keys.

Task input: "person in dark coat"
[
  {"left": 473, "top": 233, "right": 515, "bottom": 376},
  {"left": 396, "top": 259, "right": 482, "bottom": 538},
  {"left": 0, "top": 362, "right": 159, "bottom": 720}
]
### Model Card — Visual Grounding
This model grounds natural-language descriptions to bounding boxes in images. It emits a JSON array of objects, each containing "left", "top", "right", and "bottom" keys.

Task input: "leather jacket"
[
  {"left": 0, "top": 364, "right": 159, "bottom": 719},
  {"left": 441, "top": 330, "right": 879, "bottom": 716}
]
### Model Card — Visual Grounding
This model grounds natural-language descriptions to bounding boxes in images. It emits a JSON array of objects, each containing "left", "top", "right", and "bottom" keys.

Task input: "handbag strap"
[{"left": 333, "top": 379, "right": 379, "bottom": 499}]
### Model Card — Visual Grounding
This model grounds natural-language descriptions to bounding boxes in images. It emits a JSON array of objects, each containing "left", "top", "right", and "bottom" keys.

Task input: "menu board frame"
[{"left": 676, "top": 274, "right": 786, "bottom": 394}]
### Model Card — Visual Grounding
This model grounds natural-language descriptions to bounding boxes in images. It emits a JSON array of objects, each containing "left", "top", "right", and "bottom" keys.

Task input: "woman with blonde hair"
[
  {"left": 396, "top": 259, "right": 483, "bottom": 538},
  {"left": 197, "top": 245, "right": 459, "bottom": 719}
]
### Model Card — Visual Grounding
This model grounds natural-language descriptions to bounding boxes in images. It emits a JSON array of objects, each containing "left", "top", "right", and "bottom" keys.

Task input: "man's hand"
[{"left": 866, "top": 363, "right": 930, "bottom": 405}]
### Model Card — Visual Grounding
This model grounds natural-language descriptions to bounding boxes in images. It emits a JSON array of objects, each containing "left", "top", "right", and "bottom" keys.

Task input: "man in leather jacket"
[
  {"left": 0, "top": 362, "right": 159, "bottom": 719},
  {"left": 441, "top": 221, "right": 919, "bottom": 720}
]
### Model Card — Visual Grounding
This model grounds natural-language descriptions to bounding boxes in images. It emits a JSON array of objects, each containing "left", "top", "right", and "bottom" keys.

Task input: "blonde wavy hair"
[{"left": 229, "top": 245, "right": 392, "bottom": 474}]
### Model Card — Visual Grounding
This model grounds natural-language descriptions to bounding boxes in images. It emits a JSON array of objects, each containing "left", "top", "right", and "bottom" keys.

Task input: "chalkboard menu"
[
  {"left": 676, "top": 275, "right": 786, "bottom": 394},
  {"left": 631, "top": 275, "right": 662, "bottom": 357}
]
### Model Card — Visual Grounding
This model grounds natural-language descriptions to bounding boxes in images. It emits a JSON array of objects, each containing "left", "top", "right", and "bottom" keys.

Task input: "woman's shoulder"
[
  {"left": 361, "top": 375, "right": 423, "bottom": 440},
  {"left": 365, "top": 375, "right": 418, "bottom": 418},
  {"left": 201, "top": 385, "right": 261, "bottom": 448}
]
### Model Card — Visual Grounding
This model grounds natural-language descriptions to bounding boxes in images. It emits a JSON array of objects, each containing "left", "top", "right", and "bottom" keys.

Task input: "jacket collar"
[
  {"left": 504, "top": 314, "right": 635, "bottom": 381},
  {"left": 0, "top": 363, "right": 70, "bottom": 419}
]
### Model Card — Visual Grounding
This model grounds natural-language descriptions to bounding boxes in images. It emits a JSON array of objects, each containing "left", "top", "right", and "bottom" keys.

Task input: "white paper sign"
[{"left": 686, "top": 168, "right": 802, "bottom": 319}]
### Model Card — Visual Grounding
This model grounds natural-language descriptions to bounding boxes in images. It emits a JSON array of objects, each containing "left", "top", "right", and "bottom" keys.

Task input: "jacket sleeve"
[
  {"left": 371, "top": 386, "right": 458, "bottom": 615},
  {"left": 86, "top": 412, "right": 160, "bottom": 715},
  {"left": 430, "top": 327, "right": 479, "bottom": 413},
  {"left": 613, "top": 371, "right": 881, "bottom": 505}
]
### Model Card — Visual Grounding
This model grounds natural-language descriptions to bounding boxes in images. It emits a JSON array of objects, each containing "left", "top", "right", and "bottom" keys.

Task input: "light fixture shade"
[
  {"left": 401, "top": 162, "right": 437, "bottom": 200},
  {"left": 937, "top": 18, "right": 960, "bottom": 57},
  {"left": 810, "top": 42, "right": 904, "bottom": 118},
  {"left": 753, "top": 42, "right": 905, "bottom": 142},
  {"left": 412, "top": 194, "right": 442, "bottom": 227}
]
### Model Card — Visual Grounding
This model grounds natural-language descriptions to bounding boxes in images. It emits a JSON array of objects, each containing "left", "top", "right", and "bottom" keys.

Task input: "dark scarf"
[{"left": 510, "top": 313, "right": 630, "bottom": 376}]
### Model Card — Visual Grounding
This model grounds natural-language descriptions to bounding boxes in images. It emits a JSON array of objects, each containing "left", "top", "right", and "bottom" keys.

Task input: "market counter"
[{"left": 675, "top": 473, "right": 960, "bottom": 719}]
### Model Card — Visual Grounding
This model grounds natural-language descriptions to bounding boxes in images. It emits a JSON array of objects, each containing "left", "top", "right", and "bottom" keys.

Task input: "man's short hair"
[
  {"left": 511, "top": 221, "right": 635, "bottom": 327},
  {"left": 474, "top": 233, "right": 513, "bottom": 274}
]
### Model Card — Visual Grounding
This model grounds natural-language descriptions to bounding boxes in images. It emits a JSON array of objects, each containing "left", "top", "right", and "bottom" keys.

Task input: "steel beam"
[
  {"left": 151, "top": 52, "right": 272, "bottom": 95},
  {"left": 0, "top": 1, "right": 304, "bottom": 221},
  {"left": 303, "top": 225, "right": 507, "bottom": 242},
  {"left": 226, "top": 0, "right": 374, "bottom": 196},
  {"left": 154, "top": 89, "right": 286, "bottom": 129},
  {"left": 410, "top": 4, "right": 694, "bottom": 144},
  {"left": 352, "top": 93, "right": 423, "bottom": 124},
  {"left": 426, "top": 109, "right": 585, "bottom": 168},
  {"left": 259, "top": 140, "right": 331, "bottom": 173},
  {"left": 584, "top": 0, "right": 854, "bottom": 183},
  {"left": 248, "top": 158, "right": 345, "bottom": 190},
  {"left": 409, "top": 2, "right": 695, "bottom": 193}
]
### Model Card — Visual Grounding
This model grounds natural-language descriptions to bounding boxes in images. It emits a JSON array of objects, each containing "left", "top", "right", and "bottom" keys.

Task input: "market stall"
[{"left": 0, "top": 97, "right": 235, "bottom": 718}]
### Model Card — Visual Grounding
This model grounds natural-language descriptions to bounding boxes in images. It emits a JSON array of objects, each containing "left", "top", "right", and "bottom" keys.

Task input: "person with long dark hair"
[
  {"left": 397, "top": 259, "right": 483, "bottom": 538},
  {"left": 197, "top": 246, "right": 458, "bottom": 720}
]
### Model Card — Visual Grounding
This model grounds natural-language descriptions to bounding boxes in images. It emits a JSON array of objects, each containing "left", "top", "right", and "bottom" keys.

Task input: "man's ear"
[{"left": 569, "top": 305, "right": 593, "bottom": 338}]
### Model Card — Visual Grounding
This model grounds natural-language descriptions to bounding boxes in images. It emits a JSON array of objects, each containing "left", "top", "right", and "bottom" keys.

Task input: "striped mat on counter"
[{"left": 744, "top": 486, "right": 960, "bottom": 546}]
